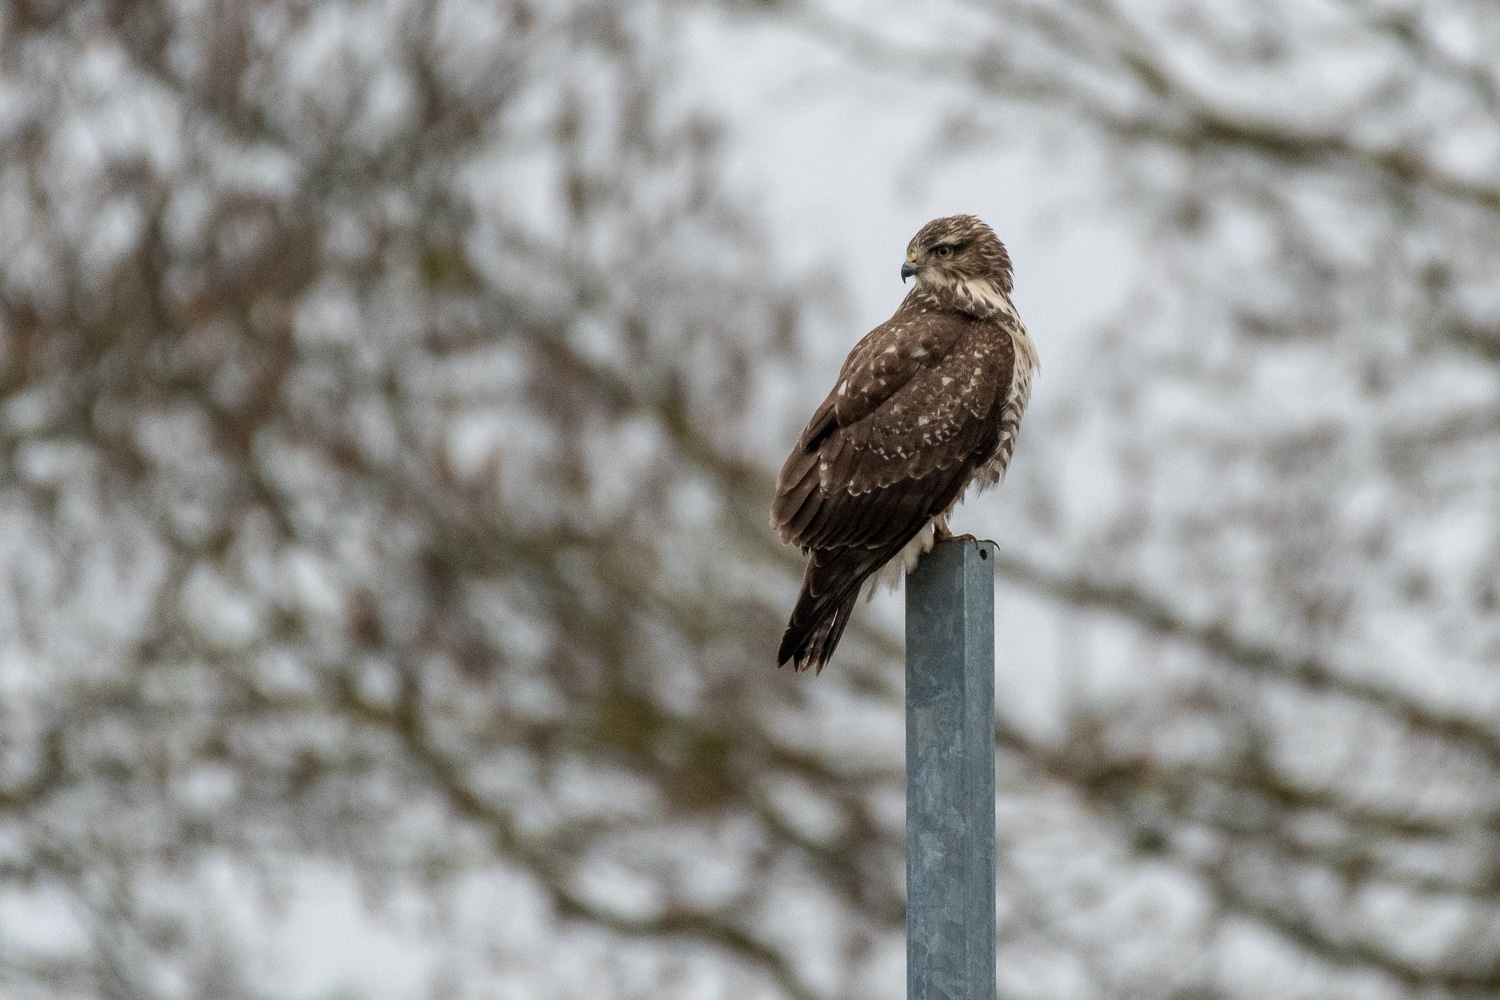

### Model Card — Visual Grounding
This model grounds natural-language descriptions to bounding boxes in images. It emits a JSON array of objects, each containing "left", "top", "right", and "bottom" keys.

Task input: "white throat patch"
[{"left": 920, "top": 273, "right": 1018, "bottom": 322}]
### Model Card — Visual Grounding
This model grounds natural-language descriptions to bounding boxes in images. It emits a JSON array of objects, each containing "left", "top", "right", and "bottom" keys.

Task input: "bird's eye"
[{"left": 934, "top": 245, "right": 953, "bottom": 258}]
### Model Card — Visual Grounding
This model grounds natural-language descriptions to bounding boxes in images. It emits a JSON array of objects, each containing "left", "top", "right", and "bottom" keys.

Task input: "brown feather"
[{"left": 771, "top": 214, "right": 1035, "bottom": 672}]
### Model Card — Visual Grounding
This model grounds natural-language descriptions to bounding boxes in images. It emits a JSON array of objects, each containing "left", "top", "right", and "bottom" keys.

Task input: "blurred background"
[{"left": 3, "top": 1, "right": 1500, "bottom": 997}]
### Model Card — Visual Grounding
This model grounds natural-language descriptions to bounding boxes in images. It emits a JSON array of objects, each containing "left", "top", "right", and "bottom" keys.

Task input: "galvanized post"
[{"left": 906, "top": 538, "right": 996, "bottom": 1000}]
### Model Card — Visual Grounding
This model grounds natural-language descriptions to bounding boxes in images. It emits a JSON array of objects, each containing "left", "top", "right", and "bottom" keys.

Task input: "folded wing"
[{"left": 771, "top": 309, "right": 1017, "bottom": 670}]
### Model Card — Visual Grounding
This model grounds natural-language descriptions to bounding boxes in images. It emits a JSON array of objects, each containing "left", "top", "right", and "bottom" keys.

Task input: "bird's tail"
[{"left": 777, "top": 547, "right": 886, "bottom": 673}]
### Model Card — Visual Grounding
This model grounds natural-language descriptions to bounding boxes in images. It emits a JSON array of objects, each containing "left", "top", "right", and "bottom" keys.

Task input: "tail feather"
[
  {"left": 777, "top": 546, "right": 890, "bottom": 673},
  {"left": 779, "top": 595, "right": 856, "bottom": 674}
]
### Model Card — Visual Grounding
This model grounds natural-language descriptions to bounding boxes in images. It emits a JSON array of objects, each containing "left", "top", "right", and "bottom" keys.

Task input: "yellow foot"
[{"left": 933, "top": 529, "right": 978, "bottom": 544}]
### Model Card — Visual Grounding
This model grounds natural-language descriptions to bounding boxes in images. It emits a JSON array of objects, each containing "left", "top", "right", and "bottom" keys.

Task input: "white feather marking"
[
  {"left": 862, "top": 514, "right": 949, "bottom": 599},
  {"left": 851, "top": 277, "right": 1039, "bottom": 604},
  {"left": 943, "top": 276, "right": 1019, "bottom": 321},
  {"left": 980, "top": 316, "right": 1040, "bottom": 486},
  {"left": 941, "top": 376, "right": 953, "bottom": 386}
]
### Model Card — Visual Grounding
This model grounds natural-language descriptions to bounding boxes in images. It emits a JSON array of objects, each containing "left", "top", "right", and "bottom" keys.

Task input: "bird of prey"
[{"left": 771, "top": 215, "right": 1038, "bottom": 672}]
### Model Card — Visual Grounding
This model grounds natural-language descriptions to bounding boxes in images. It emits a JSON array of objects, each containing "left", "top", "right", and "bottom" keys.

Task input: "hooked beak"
[{"left": 900, "top": 261, "right": 917, "bottom": 282}]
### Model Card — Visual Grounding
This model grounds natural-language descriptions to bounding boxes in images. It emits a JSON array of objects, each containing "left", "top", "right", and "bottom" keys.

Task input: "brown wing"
[
  {"left": 771, "top": 306, "right": 1017, "bottom": 671},
  {"left": 771, "top": 311, "right": 1015, "bottom": 553},
  {"left": 771, "top": 362, "right": 1000, "bottom": 666}
]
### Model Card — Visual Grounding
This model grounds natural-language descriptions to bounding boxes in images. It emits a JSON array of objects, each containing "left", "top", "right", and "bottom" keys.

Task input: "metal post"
[{"left": 906, "top": 538, "right": 996, "bottom": 1000}]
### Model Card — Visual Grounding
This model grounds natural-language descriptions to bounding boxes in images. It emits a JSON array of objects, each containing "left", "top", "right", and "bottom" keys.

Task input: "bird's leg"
[{"left": 932, "top": 523, "right": 977, "bottom": 544}]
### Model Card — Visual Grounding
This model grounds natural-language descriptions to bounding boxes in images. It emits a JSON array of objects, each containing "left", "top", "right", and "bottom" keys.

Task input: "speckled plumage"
[{"left": 771, "top": 215, "right": 1038, "bottom": 672}]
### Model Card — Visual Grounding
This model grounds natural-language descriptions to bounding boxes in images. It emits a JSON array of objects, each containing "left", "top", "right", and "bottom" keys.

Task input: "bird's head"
[{"left": 901, "top": 214, "right": 1013, "bottom": 295}]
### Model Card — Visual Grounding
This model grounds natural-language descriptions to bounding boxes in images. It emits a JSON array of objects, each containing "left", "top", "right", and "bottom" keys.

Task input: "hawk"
[{"left": 771, "top": 215, "right": 1038, "bottom": 672}]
